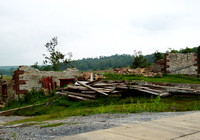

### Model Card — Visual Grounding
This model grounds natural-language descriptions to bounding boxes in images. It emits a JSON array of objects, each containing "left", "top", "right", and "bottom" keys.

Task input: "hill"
[{"left": 0, "top": 47, "right": 199, "bottom": 75}]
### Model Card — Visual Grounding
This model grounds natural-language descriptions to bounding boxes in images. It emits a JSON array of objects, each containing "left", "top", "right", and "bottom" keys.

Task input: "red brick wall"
[{"left": 13, "top": 67, "right": 27, "bottom": 94}]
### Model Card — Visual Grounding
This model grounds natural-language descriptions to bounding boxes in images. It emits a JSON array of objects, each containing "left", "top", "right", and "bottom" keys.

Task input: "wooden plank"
[
  {"left": 160, "top": 92, "right": 172, "bottom": 97},
  {"left": 77, "top": 81, "right": 108, "bottom": 96},
  {"left": 143, "top": 85, "right": 200, "bottom": 95},
  {"left": 134, "top": 88, "right": 159, "bottom": 96},
  {"left": 68, "top": 94, "right": 89, "bottom": 101},
  {"left": 167, "top": 89, "right": 200, "bottom": 94},
  {"left": 65, "top": 91, "right": 96, "bottom": 99},
  {"left": 131, "top": 85, "right": 164, "bottom": 93},
  {"left": 67, "top": 85, "right": 89, "bottom": 91},
  {"left": 144, "top": 84, "right": 200, "bottom": 91},
  {"left": 86, "top": 79, "right": 102, "bottom": 85},
  {"left": 81, "top": 91, "right": 96, "bottom": 94}
]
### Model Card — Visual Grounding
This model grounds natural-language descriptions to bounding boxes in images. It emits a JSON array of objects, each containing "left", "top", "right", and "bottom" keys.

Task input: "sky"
[{"left": 0, "top": 0, "right": 200, "bottom": 66}]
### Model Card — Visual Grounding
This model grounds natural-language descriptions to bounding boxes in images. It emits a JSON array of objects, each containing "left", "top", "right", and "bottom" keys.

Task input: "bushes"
[
  {"left": 1, "top": 89, "right": 49, "bottom": 111},
  {"left": 24, "top": 89, "right": 48, "bottom": 104}
]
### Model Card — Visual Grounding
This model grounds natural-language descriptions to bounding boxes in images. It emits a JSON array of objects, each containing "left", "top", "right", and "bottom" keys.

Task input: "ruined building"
[
  {"left": 152, "top": 53, "right": 198, "bottom": 74},
  {"left": 0, "top": 66, "right": 81, "bottom": 102}
]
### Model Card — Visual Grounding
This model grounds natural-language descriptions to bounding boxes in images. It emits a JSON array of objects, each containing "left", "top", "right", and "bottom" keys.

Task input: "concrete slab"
[
  {"left": 57, "top": 112, "right": 200, "bottom": 140},
  {"left": 57, "top": 129, "right": 140, "bottom": 140}
]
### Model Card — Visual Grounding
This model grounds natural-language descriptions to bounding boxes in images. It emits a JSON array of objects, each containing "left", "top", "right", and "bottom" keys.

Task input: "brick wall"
[
  {"left": 15, "top": 66, "right": 81, "bottom": 93},
  {"left": 165, "top": 53, "right": 198, "bottom": 74}
]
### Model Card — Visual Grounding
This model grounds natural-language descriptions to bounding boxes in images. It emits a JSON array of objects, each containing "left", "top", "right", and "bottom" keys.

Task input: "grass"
[
  {"left": 4, "top": 94, "right": 200, "bottom": 125},
  {"left": 2, "top": 74, "right": 200, "bottom": 126},
  {"left": 3, "top": 75, "right": 12, "bottom": 81},
  {"left": 104, "top": 73, "right": 200, "bottom": 84},
  {"left": 40, "top": 123, "right": 65, "bottom": 128},
  {"left": 0, "top": 89, "right": 54, "bottom": 111}
]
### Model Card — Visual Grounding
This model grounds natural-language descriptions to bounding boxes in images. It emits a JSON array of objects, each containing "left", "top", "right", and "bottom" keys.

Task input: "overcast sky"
[{"left": 0, "top": 0, "right": 200, "bottom": 66}]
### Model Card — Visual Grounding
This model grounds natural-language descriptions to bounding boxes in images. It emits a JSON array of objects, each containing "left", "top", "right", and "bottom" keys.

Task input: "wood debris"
[{"left": 56, "top": 80, "right": 200, "bottom": 101}]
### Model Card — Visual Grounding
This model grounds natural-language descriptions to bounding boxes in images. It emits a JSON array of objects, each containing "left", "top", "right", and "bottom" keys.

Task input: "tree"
[
  {"left": 31, "top": 62, "right": 40, "bottom": 69},
  {"left": 180, "top": 47, "right": 193, "bottom": 53},
  {"left": 43, "top": 37, "right": 72, "bottom": 71},
  {"left": 153, "top": 50, "right": 163, "bottom": 63},
  {"left": 166, "top": 48, "right": 178, "bottom": 53},
  {"left": 131, "top": 50, "right": 149, "bottom": 69}
]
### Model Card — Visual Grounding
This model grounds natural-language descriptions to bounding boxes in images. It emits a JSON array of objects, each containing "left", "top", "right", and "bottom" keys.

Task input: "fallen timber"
[{"left": 56, "top": 80, "right": 200, "bottom": 101}]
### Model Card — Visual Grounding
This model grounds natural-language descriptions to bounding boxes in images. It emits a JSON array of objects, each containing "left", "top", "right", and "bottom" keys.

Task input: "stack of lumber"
[{"left": 56, "top": 80, "right": 200, "bottom": 101}]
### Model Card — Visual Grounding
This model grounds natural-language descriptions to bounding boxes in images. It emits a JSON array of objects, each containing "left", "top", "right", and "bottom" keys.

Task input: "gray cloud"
[{"left": 0, "top": 0, "right": 200, "bottom": 65}]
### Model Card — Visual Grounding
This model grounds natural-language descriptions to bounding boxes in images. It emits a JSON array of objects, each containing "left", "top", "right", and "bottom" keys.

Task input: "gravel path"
[{"left": 0, "top": 111, "right": 199, "bottom": 140}]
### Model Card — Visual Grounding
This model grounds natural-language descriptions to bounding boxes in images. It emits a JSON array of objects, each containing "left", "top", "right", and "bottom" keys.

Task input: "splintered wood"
[{"left": 56, "top": 80, "right": 200, "bottom": 101}]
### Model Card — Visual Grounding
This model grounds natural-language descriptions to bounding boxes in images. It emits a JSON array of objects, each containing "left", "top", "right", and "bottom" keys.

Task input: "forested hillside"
[
  {"left": 0, "top": 47, "right": 199, "bottom": 75},
  {"left": 71, "top": 54, "right": 135, "bottom": 71}
]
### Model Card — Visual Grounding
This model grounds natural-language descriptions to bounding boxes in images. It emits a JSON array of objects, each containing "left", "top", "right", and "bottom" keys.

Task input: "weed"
[
  {"left": 3, "top": 94, "right": 200, "bottom": 125},
  {"left": 12, "top": 133, "right": 17, "bottom": 138}
]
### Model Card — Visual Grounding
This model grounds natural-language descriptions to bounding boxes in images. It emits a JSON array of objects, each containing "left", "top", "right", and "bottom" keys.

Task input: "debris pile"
[
  {"left": 56, "top": 80, "right": 200, "bottom": 101},
  {"left": 114, "top": 68, "right": 162, "bottom": 77},
  {"left": 82, "top": 72, "right": 104, "bottom": 81}
]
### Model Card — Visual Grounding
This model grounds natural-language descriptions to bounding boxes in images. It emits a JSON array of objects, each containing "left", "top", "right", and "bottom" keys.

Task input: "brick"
[
  {"left": 16, "top": 90, "right": 27, "bottom": 94},
  {"left": 166, "top": 65, "right": 170, "bottom": 68},
  {"left": 166, "top": 70, "right": 170, "bottom": 73},
  {"left": 16, "top": 80, "right": 26, "bottom": 85},
  {"left": 15, "top": 70, "right": 24, "bottom": 75}
]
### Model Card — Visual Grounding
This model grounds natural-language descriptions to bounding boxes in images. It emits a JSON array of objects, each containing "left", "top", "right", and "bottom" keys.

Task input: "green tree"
[
  {"left": 166, "top": 48, "right": 178, "bottom": 53},
  {"left": 153, "top": 50, "right": 163, "bottom": 63},
  {"left": 31, "top": 62, "right": 40, "bottom": 69},
  {"left": 131, "top": 50, "right": 148, "bottom": 69},
  {"left": 43, "top": 37, "right": 72, "bottom": 71},
  {"left": 180, "top": 47, "right": 193, "bottom": 53}
]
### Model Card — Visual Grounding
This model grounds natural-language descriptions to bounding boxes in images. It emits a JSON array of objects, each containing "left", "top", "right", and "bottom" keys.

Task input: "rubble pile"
[
  {"left": 82, "top": 72, "right": 104, "bottom": 81},
  {"left": 114, "top": 68, "right": 162, "bottom": 77}
]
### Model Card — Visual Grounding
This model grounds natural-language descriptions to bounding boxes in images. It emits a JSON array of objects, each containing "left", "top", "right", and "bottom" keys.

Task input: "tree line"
[{"left": 1, "top": 37, "right": 199, "bottom": 75}]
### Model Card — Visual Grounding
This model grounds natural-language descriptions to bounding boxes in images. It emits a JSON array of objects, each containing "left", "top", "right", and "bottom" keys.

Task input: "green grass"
[
  {"left": 104, "top": 73, "right": 200, "bottom": 84},
  {"left": 40, "top": 123, "right": 65, "bottom": 128},
  {"left": 0, "top": 90, "right": 55, "bottom": 111},
  {"left": 2, "top": 74, "right": 200, "bottom": 125},
  {"left": 3, "top": 75, "right": 12, "bottom": 81},
  {"left": 4, "top": 95, "right": 200, "bottom": 125}
]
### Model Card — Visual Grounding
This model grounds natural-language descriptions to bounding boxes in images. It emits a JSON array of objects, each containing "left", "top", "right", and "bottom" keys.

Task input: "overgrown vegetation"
[
  {"left": 131, "top": 50, "right": 149, "bottom": 68},
  {"left": 31, "top": 37, "right": 73, "bottom": 71},
  {"left": 153, "top": 50, "right": 163, "bottom": 62},
  {"left": 0, "top": 89, "right": 54, "bottom": 111},
  {"left": 4, "top": 94, "right": 200, "bottom": 125}
]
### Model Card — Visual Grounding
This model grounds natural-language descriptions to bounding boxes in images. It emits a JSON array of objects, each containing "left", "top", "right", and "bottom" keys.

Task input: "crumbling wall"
[
  {"left": 14, "top": 66, "right": 81, "bottom": 94},
  {"left": 150, "top": 60, "right": 165, "bottom": 73},
  {"left": 165, "top": 53, "right": 198, "bottom": 74},
  {"left": 5, "top": 80, "right": 16, "bottom": 102}
]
